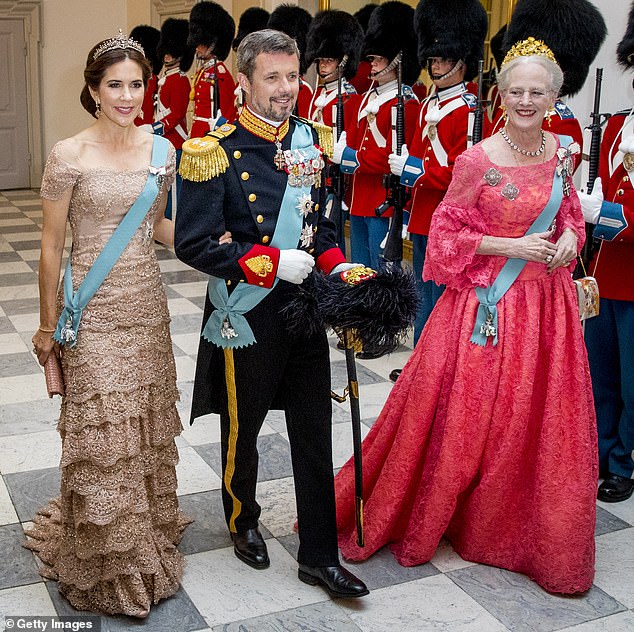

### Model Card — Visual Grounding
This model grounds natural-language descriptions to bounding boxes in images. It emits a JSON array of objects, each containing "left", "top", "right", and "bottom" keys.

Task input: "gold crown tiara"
[
  {"left": 93, "top": 29, "right": 145, "bottom": 61},
  {"left": 501, "top": 37, "right": 558, "bottom": 69}
]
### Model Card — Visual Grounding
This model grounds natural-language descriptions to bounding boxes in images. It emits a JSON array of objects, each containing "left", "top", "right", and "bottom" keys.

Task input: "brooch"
[
  {"left": 501, "top": 183, "right": 519, "bottom": 201},
  {"left": 296, "top": 193, "right": 314, "bottom": 217},
  {"left": 484, "top": 168, "right": 503, "bottom": 186},
  {"left": 556, "top": 142, "right": 580, "bottom": 196},
  {"left": 300, "top": 224, "right": 314, "bottom": 248},
  {"left": 149, "top": 165, "right": 166, "bottom": 189}
]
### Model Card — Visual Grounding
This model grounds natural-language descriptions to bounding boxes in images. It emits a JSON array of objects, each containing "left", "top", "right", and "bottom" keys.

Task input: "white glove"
[
  {"left": 388, "top": 144, "right": 409, "bottom": 177},
  {"left": 330, "top": 262, "right": 362, "bottom": 275},
  {"left": 379, "top": 222, "right": 409, "bottom": 249},
  {"left": 331, "top": 131, "right": 347, "bottom": 165},
  {"left": 577, "top": 177, "right": 603, "bottom": 225},
  {"left": 138, "top": 124, "right": 154, "bottom": 134},
  {"left": 277, "top": 249, "right": 315, "bottom": 284},
  {"left": 209, "top": 109, "right": 223, "bottom": 131}
]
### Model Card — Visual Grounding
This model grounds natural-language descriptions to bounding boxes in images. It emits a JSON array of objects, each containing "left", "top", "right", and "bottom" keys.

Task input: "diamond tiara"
[
  {"left": 501, "top": 37, "right": 558, "bottom": 69},
  {"left": 93, "top": 29, "right": 145, "bottom": 61}
]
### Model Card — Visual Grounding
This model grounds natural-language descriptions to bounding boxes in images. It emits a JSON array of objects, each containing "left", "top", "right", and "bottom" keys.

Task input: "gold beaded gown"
[{"left": 25, "top": 141, "right": 189, "bottom": 618}]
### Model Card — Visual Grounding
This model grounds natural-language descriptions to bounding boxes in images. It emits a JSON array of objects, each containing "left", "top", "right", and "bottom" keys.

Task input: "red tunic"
[
  {"left": 155, "top": 67, "right": 190, "bottom": 150},
  {"left": 190, "top": 59, "right": 237, "bottom": 138},
  {"left": 342, "top": 82, "right": 419, "bottom": 218},
  {"left": 307, "top": 80, "right": 359, "bottom": 130},
  {"left": 136, "top": 74, "right": 157, "bottom": 126},
  {"left": 592, "top": 110, "right": 634, "bottom": 301},
  {"left": 405, "top": 83, "right": 490, "bottom": 235},
  {"left": 296, "top": 79, "right": 313, "bottom": 119}
]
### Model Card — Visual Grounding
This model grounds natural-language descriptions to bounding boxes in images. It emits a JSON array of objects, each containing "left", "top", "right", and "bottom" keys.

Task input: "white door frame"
[{"left": 0, "top": 1, "right": 42, "bottom": 188}]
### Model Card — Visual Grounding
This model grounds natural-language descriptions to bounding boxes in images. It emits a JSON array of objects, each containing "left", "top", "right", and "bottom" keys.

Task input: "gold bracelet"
[{"left": 38, "top": 326, "right": 56, "bottom": 333}]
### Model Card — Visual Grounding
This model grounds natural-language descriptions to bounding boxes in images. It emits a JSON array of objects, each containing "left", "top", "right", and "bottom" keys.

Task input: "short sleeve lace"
[{"left": 40, "top": 142, "right": 81, "bottom": 200}]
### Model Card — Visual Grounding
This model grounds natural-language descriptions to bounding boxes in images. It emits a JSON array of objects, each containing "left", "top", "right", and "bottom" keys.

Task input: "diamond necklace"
[{"left": 499, "top": 127, "right": 546, "bottom": 157}]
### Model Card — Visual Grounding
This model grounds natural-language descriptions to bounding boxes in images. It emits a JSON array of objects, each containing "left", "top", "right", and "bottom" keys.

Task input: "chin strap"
[
  {"left": 369, "top": 52, "right": 400, "bottom": 80},
  {"left": 428, "top": 58, "right": 465, "bottom": 82}
]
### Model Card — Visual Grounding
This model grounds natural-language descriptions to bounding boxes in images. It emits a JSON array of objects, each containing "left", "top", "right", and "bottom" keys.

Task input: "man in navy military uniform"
[{"left": 175, "top": 29, "right": 368, "bottom": 600}]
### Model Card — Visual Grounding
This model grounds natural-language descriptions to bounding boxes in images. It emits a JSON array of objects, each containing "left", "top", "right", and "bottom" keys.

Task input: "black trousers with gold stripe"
[{"left": 217, "top": 284, "right": 340, "bottom": 568}]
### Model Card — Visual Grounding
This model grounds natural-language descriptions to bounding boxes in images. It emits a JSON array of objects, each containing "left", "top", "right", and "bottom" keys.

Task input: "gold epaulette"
[
  {"left": 294, "top": 116, "right": 334, "bottom": 159},
  {"left": 179, "top": 124, "right": 236, "bottom": 182}
]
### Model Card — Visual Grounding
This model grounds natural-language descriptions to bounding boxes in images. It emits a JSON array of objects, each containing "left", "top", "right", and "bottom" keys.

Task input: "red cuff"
[
  {"left": 316, "top": 247, "right": 346, "bottom": 274},
  {"left": 238, "top": 245, "right": 280, "bottom": 288}
]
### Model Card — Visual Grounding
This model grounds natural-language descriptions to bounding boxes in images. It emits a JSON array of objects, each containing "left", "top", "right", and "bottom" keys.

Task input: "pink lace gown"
[
  {"left": 25, "top": 142, "right": 189, "bottom": 617},
  {"left": 335, "top": 142, "right": 598, "bottom": 595}
]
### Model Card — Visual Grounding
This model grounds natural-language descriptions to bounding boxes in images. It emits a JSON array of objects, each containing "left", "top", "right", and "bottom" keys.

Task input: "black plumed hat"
[
  {"left": 490, "top": 25, "right": 507, "bottom": 70},
  {"left": 414, "top": 0, "right": 488, "bottom": 81},
  {"left": 362, "top": 1, "right": 422, "bottom": 86},
  {"left": 617, "top": 1, "right": 634, "bottom": 69},
  {"left": 503, "top": 0, "right": 607, "bottom": 96},
  {"left": 130, "top": 25, "right": 161, "bottom": 75},
  {"left": 354, "top": 4, "right": 379, "bottom": 33},
  {"left": 187, "top": 1, "right": 235, "bottom": 61},
  {"left": 232, "top": 7, "right": 270, "bottom": 52},
  {"left": 157, "top": 19, "right": 195, "bottom": 73},
  {"left": 305, "top": 11, "right": 364, "bottom": 79},
  {"left": 268, "top": 4, "right": 313, "bottom": 75}
]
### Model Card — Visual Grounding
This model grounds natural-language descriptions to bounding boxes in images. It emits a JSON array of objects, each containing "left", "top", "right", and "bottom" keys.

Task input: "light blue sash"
[
  {"left": 470, "top": 135, "right": 572, "bottom": 346},
  {"left": 54, "top": 135, "right": 170, "bottom": 347},
  {"left": 203, "top": 122, "right": 318, "bottom": 348}
]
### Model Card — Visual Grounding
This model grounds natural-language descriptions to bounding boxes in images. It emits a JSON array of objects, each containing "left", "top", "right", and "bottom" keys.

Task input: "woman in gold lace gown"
[{"left": 27, "top": 35, "right": 191, "bottom": 618}]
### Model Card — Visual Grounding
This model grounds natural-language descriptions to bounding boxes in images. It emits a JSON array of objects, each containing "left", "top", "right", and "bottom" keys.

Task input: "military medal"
[
  {"left": 427, "top": 124, "right": 437, "bottom": 140},
  {"left": 274, "top": 140, "right": 286, "bottom": 171},
  {"left": 480, "top": 311, "right": 497, "bottom": 338},
  {"left": 623, "top": 152, "right": 634, "bottom": 172},
  {"left": 556, "top": 142, "right": 580, "bottom": 197}
]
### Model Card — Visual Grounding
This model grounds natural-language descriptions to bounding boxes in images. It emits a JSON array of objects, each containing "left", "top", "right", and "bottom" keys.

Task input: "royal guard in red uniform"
[
  {"left": 305, "top": 10, "right": 363, "bottom": 129},
  {"left": 486, "top": 25, "right": 507, "bottom": 124},
  {"left": 187, "top": 1, "right": 237, "bottom": 138},
  {"left": 331, "top": 1, "right": 420, "bottom": 307},
  {"left": 152, "top": 18, "right": 195, "bottom": 218},
  {"left": 130, "top": 25, "right": 160, "bottom": 127},
  {"left": 348, "top": 4, "right": 378, "bottom": 96},
  {"left": 578, "top": 5, "right": 634, "bottom": 504},
  {"left": 387, "top": 0, "right": 488, "bottom": 372},
  {"left": 493, "top": 0, "right": 607, "bottom": 169},
  {"left": 268, "top": 4, "right": 313, "bottom": 119}
]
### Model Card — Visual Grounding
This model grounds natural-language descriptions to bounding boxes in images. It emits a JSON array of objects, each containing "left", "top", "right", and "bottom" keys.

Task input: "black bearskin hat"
[
  {"left": 617, "top": 1, "right": 634, "bottom": 69},
  {"left": 414, "top": 0, "right": 488, "bottom": 82},
  {"left": 187, "top": 1, "right": 235, "bottom": 61},
  {"left": 305, "top": 11, "right": 364, "bottom": 79},
  {"left": 362, "top": 1, "right": 422, "bottom": 86},
  {"left": 354, "top": 4, "right": 379, "bottom": 33},
  {"left": 503, "top": 0, "right": 607, "bottom": 96},
  {"left": 490, "top": 25, "right": 507, "bottom": 71},
  {"left": 232, "top": 7, "right": 270, "bottom": 52},
  {"left": 157, "top": 19, "right": 195, "bottom": 73},
  {"left": 268, "top": 4, "right": 312, "bottom": 75},
  {"left": 130, "top": 25, "right": 161, "bottom": 75}
]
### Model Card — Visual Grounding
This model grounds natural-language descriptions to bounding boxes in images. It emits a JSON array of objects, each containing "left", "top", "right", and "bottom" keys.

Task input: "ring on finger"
[{"left": 545, "top": 254, "right": 553, "bottom": 263}]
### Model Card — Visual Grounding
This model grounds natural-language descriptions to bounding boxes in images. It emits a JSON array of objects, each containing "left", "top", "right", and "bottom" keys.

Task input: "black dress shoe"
[
  {"left": 231, "top": 528, "right": 270, "bottom": 569},
  {"left": 298, "top": 564, "right": 369, "bottom": 598},
  {"left": 389, "top": 368, "right": 402, "bottom": 382},
  {"left": 597, "top": 474, "right": 634, "bottom": 503}
]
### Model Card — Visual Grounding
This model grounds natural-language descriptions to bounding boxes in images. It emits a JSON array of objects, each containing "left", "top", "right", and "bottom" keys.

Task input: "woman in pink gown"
[{"left": 335, "top": 45, "right": 597, "bottom": 595}]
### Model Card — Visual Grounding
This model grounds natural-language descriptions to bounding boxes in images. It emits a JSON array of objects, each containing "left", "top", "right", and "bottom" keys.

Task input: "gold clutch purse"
[
  {"left": 573, "top": 258, "right": 599, "bottom": 321},
  {"left": 44, "top": 353, "right": 65, "bottom": 398}
]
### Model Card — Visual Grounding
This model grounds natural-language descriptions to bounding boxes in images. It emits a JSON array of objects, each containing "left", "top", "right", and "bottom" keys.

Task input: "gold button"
[
  {"left": 618, "top": 189, "right": 624, "bottom": 196},
  {"left": 249, "top": 193, "right": 257, "bottom": 202},
  {"left": 226, "top": 280, "right": 232, "bottom": 286},
  {"left": 241, "top": 171, "right": 250, "bottom": 181},
  {"left": 262, "top": 235, "right": 270, "bottom": 243},
  {"left": 259, "top": 282, "right": 264, "bottom": 286},
  {"left": 233, "top": 150, "right": 241, "bottom": 159},
  {"left": 425, "top": 157, "right": 430, "bottom": 162},
  {"left": 624, "top": 175, "right": 630, "bottom": 182},
  {"left": 315, "top": 203, "right": 319, "bottom": 211},
  {"left": 256, "top": 214, "right": 264, "bottom": 223},
  {"left": 309, "top": 248, "right": 315, "bottom": 253}
]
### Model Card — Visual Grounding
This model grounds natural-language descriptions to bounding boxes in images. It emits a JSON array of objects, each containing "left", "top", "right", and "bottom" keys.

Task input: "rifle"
[
  {"left": 325, "top": 56, "right": 349, "bottom": 246},
  {"left": 471, "top": 60, "right": 486, "bottom": 145},
  {"left": 580, "top": 68, "right": 610, "bottom": 270},
  {"left": 375, "top": 52, "right": 409, "bottom": 264}
]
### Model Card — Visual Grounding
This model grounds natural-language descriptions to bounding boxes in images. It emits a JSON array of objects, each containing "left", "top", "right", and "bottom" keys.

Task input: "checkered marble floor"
[{"left": 0, "top": 188, "right": 633, "bottom": 632}]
